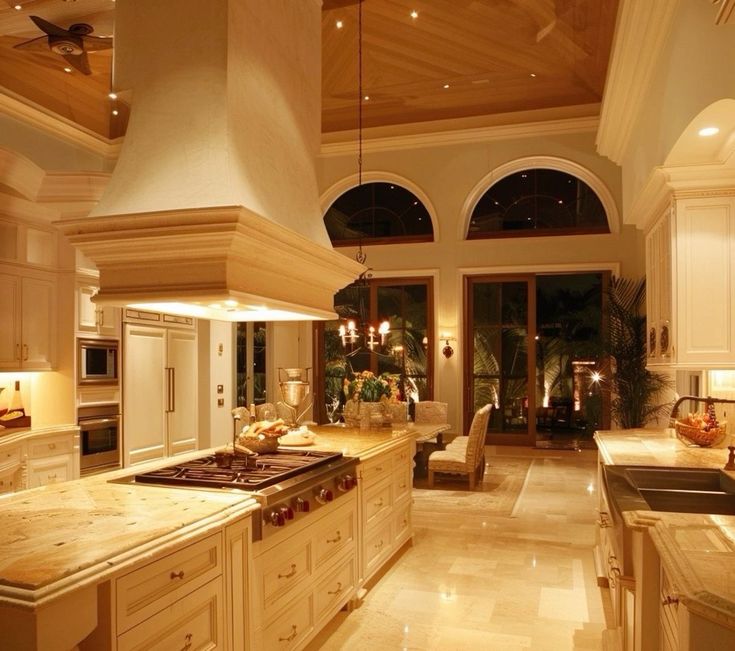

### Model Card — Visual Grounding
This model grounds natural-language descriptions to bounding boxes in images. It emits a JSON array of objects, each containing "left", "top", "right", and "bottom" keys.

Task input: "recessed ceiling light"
[
  {"left": 63, "top": 67, "right": 72, "bottom": 73},
  {"left": 443, "top": 84, "right": 450, "bottom": 89},
  {"left": 336, "top": 19, "right": 343, "bottom": 29},
  {"left": 14, "top": 4, "right": 22, "bottom": 10},
  {"left": 108, "top": 92, "right": 117, "bottom": 100},
  {"left": 112, "top": 109, "right": 119, "bottom": 116},
  {"left": 410, "top": 10, "right": 418, "bottom": 19},
  {"left": 363, "top": 95, "right": 370, "bottom": 101},
  {"left": 530, "top": 73, "right": 537, "bottom": 78},
  {"left": 698, "top": 126, "right": 720, "bottom": 137}
]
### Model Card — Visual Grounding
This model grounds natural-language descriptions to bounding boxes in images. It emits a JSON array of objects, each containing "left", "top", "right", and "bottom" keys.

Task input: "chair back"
[
  {"left": 255, "top": 402, "right": 276, "bottom": 421},
  {"left": 464, "top": 404, "right": 491, "bottom": 465},
  {"left": 414, "top": 401, "right": 448, "bottom": 424}
]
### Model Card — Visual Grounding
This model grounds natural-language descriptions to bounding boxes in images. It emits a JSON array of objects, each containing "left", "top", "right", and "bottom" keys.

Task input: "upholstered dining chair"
[
  {"left": 427, "top": 404, "right": 491, "bottom": 489},
  {"left": 255, "top": 402, "right": 276, "bottom": 421},
  {"left": 414, "top": 400, "right": 449, "bottom": 446}
]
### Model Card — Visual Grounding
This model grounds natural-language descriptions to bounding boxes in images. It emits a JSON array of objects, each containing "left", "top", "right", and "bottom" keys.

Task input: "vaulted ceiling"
[{"left": 0, "top": 0, "right": 619, "bottom": 140}]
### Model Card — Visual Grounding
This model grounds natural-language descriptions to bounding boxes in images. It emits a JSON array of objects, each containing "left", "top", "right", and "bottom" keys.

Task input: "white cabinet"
[
  {"left": 123, "top": 323, "right": 198, "bottom": 466},
  {"left": 114, "top": 533, "right": 225, "bottom": 650},
  {"left": 357, "top": 441, "right": 414, "bottom": 585},
  {"left": 76, "top": 282, "right": 120, "bottom": 338},
  {"left": 0, "top": 427, "right": 79, "bottom": 493},
  {"left": 251, "top": 496, "right": 357, "bottom": 651},
  {"left": 646, "top": 195, "right": 735, "bottom": 368},
  {"left": 0, "top": 271, "right": 56, "bottom": 370}
]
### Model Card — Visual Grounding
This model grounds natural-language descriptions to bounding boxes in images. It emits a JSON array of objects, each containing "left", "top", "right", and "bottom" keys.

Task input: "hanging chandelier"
[
  {"left": 338, "top": 243, "right": 390, "bottom": 352},
  {"left": 337, "top": 2, "right": 390, "bottom": 354}
]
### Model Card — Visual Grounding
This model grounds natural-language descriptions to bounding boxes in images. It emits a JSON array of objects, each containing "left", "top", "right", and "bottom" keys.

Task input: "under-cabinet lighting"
[{"left": 127, "top": 300, "right": 332, "bottom": 322}]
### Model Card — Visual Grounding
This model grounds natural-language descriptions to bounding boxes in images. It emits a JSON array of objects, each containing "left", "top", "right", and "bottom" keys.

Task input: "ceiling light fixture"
[
  {"left": 112, "top": 109, "right": 119, "bottom": 116},
  {"left": 443, "top": 84, "right": 450, "bottom": 89},
  {"left": 698, "top": 126, "right": 720, "bottom": 137},
  {"left": 410, "top": 10, "right": 418, "bottom": 19},
  {"left": 63, "top": 67, "right": 72, "bottom": 73},
  {"left": 530, "top": 73, "right": 537, "bottom": 78},
  {"left": 13, "top": 4, "right": 22, "bottom": 10},
  {"left": 108, "top": 92, "right": 117, "bottom": 100},
  {"left": 336, "top": 19, "right": 343, "bottom": 29}
]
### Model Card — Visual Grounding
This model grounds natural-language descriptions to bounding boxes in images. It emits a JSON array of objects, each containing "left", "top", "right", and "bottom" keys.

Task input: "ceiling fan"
[{"left": 13, "top": 15, "right": 113, "bottom": 75}]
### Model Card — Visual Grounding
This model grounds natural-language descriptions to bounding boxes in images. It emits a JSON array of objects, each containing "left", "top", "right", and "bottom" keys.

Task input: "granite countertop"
[
  {"left": 597, "top": 428, "right": 735, "bottom": 630},
  {"left": 595, "top": 428, "right": 735, "bottom": 470},
  {"left": 646, "top": 512, "right": 735, "bottom": 629},
  {"left": 0, "top": 422, "right": 438, "bottom": 603}
]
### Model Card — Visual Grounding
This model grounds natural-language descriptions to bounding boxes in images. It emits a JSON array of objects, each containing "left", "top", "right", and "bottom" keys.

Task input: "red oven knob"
[
  {"left": 268, "top": 510, "right": 286, "bottom": 527},
  {"left": 293, "top": 497, "right": 310, "bottom": 512},
  {"left": 279, "top": 506, "right": 294, "bottom": 521},
  {"left": 337, "top": 474, "right": 357, "bottom": 492},
  {"left": 315, "top": 488, "right": 334, "bottom": 505}
]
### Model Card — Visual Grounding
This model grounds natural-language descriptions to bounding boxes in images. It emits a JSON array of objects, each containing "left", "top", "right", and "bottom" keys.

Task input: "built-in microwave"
[{"left": 78, "top": 338, "right": 119, "bottom": 385}]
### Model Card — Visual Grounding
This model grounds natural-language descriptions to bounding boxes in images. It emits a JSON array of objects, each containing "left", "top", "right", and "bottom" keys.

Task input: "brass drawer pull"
[
  {"left": 374, "top": 540, "right": 384, "bottom": 550},
  {"left": 278, "top": 625, "right": 298, "bottom": 642},
  {"left": 374, "top": 498, "right": 384, "bottom": 508},
  {"left": 170, "top": 570, "right": 185, "bottom": 580},
  {"left": 327, "top": 581, "right": 343, "bottom": 595},
  {"left": 181, "top": 632, "right": 193, "bottom": 651},
  {"left": 327, "top": 531, "right": 342, "bottom": 544},
  {"left": 48, "top": 443, "right": 56, "bottom": 450},
  {"left": 662, "top": 595, "right": 679, "bottom": 606},
  {"left": 375, "top": 466, "right": 384, "bottom": 472},
  {"left": 278, "top": 563, "right": 297, "bottom": 579}
]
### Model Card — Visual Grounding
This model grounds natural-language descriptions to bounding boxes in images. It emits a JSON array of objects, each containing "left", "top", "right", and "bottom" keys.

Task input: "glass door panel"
[{"left": 467, "top": 278, "right": 535, "bottom": 445}]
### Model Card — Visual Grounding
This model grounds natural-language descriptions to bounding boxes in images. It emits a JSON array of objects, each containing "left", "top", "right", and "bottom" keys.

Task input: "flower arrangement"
[{"left": 344, "top": 370, "right": 400, "bottom": 403}]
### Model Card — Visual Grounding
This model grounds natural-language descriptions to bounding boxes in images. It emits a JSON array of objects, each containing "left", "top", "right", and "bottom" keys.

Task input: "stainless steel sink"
[{"left": 603, "top": 465, "right": 735, "bottom": 516}]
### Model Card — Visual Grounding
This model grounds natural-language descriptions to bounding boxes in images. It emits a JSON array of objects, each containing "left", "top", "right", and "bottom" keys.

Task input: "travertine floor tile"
[{"left": 306, "top": 446, "right": 608, "bottom": 650}]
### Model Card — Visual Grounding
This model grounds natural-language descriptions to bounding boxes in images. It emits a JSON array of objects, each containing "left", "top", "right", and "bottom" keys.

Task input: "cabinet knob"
[
  {"left": 23, "top": 344, "right": 28, "bottom": 361},
  {"left": 662, "top": 595, "right": 679, "bottom": 606},
  {"left": 170, "top": 570, "right": 185, "bottom": 580}
]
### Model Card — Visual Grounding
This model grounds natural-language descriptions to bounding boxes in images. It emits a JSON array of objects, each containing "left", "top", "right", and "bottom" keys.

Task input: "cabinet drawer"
[
  {"left": 28, "top": 434, "right": 73, "bottom": 459},
  {"left": 315, "top": 555, "right": 355, "bottom": 623},
  {"left": 118, "top": 576, "right": 224, "bottom": 651},
  {"left": 261, "top": 592, "right": 314, "bottom": 651},
  {"left": 360, "top": 454, "right": 391, "bottom": 485},
  {"left": 392, "top": 444, "right": 411, "bottom": 470},
  {"left": 393, "top": 500, "right": 411, "bottom": 546},
  {"left": 28, "top": 455, "right": 72, "bottom": 487},
  {"left": 258, "top": 539, "right": 311, "bottom": 612},
  {"left": 0, "top": 445, "right": 22, "bottom": 476},
  {"left": 116, "top": 533, "right": 222, "bottom": 634},
  {"left": 393, "top": 462, "right": 411, "bottom": 503},
  {"left": 314, "top": 505, "right": 355, "bottom": 569},
  {"left": 364, "top": 476, "right": 392, "bottom": 526},
  {"left": 364, "top": 519, "right": 392, "bottom": 577}
]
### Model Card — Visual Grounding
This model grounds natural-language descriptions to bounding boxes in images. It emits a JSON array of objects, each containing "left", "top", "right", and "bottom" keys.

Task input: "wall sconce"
[{"left": 440, "top": 332, "right": 457, "bottom": 359}]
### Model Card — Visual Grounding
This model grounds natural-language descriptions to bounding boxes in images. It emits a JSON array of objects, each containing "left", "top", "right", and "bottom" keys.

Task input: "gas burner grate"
[{"left": 134, "top": 449, "right": 343, "bottom": 490}]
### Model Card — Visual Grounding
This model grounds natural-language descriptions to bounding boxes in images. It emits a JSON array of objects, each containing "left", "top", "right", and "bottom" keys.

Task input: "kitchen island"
[
  {"left": 594, "top": 428, "right": 735, "bottom": 651},
  {"left": 0, "top": 422, "right": 444, "bottom": 651}
]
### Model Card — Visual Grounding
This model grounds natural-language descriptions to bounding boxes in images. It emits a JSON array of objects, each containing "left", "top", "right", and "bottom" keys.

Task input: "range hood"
[{"left": 57, "top": 0, "right": 363, "bottom": 321}]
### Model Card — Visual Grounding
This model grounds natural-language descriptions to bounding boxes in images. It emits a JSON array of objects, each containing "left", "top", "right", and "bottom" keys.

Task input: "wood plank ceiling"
[{"left": 0, "top": 0, "right": 618, "bottom": 140}]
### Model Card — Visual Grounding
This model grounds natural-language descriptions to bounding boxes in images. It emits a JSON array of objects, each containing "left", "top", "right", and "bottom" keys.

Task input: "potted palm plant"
[{"left": 606, "top": 277, "right": 671, "bottom": 428}]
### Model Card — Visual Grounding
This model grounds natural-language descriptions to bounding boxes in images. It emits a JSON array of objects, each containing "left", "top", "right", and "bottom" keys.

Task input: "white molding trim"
[
  {"left": 457, "top": 261, "right": 621, "bottom": 277},
  {"left": 596, "top": 0, "right": 680, "bottom": 164},
  {"left": 319, "top": 170, "right": 441, "bottom": 242},
  {"left": 321, "top": 115, "right": 599, "bottom": 156},
  {"left": 0, "top": 91, "right": 122, "bottom": 161},
  {"left": 629, "top": 158, "right": 735, "bottom": 230},
  {"left": 458, "top": 155, "right": 621, "bottom": 240}
]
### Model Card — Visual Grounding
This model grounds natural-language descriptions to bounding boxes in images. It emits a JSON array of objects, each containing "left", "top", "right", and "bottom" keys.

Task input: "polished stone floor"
[{"left": 307, "top": 446, "right": 610, "bottom": 650}]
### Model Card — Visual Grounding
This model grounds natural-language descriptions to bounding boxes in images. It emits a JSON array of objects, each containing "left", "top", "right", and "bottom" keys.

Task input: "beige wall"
[{"left": 315, "top": 130, "right": 641, "bottom": 432}]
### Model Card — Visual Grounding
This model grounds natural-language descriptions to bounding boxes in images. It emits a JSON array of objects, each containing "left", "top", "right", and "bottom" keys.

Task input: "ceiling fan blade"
[
  {"left": 62, "top": 51, "right": 91, "bottom": 75},
  {"left": 29, "top": 15, "right": 70, "bottom": 37},
  {"left": 13, "top": 35, "right": 50, "bottom": 52},
  {"left": 81, "top": 35, "right": 114, "bottom": 52}
]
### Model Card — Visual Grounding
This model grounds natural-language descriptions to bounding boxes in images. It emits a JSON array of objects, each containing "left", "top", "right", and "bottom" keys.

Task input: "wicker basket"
[
  {"left": 237, "top": 435, "right": 280, "bottom": 454},
  {"left": 674, "top": 420, "right": 727, "bottom": 447}
]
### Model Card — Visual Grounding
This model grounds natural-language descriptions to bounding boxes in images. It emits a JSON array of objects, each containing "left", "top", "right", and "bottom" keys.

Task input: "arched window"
[
  {"left": 468, "top": 169, "right": 609, "bottom": 239},
  {"left": 324, "top": 182, "right": 433, "bottom": 246}
]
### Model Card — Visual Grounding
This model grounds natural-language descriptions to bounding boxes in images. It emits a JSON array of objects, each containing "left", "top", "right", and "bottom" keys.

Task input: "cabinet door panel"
[
  {"left": 124, "top": 324, "right": 167, "bottom": 465},
  {"left": 167, "top": 329, "right": 198, "bottom": 456},
  {"left": 0, "top": 274, "right": 21, "bottom": 370},
  {"left": 21, "top": 276, "right": 56, "bottom": 370}
]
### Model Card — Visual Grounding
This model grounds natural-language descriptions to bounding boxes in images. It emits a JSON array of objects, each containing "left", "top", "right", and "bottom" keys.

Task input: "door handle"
[
  {"left": 170, "top": 367, "right": 175, "bottom": 412},
  {"left": 165, "top": 367, "right": 174, "bottom": 413}
]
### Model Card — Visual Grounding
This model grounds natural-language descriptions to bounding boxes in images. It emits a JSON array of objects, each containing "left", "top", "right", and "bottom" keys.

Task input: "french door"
[
  {"left": 464, "top": 272, "right": 608, "bottom": 446},
  {"left": 464, "top": 275, "right": 536, "bottom": 446}
]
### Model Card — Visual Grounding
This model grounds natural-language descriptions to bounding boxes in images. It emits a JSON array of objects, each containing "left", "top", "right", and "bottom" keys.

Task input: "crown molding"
[
  {"left": 0, "top": 90, "right": 122, "bottom": 161},
  {"left": 321, "top": 112, "right": 599, "bottom": 156},
  {"left": 596, "top": 0, "right": 680, "bottom": 164}
]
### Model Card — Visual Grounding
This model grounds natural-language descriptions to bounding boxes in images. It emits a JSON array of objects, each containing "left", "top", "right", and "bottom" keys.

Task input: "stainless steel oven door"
[{"left": 79, "top": 405, "right": 120, "bottom": 474}]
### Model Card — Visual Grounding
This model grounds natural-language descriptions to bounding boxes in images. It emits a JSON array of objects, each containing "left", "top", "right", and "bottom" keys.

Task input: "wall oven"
[
  {"left": 78, "top": 339, "right": 119, "bottom": 385},
  {"left": 79, "top": 404, "right": 121, "bottom": 474}
]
